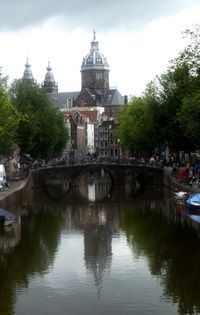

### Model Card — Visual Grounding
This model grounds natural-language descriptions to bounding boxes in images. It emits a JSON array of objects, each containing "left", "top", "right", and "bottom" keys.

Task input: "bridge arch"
[{"left": 33, "top": 163, "right": 164, "bottom": 198}]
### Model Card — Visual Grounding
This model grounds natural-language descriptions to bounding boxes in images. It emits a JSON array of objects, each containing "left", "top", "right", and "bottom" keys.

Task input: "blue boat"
[
  {"left": 185, "top": 193, "right": 200, "bottom": 209},
  {"left": 188, "top": 214, "right": 200, "bottom": 223},
  {"left": 0, "top": 209, "right": 14, "bottom": 226}
]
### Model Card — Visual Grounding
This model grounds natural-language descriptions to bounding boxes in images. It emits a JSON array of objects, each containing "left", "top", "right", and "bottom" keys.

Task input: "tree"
[
  {"left": 155, "top": 64, "right": 195, "bottom": 155},
  {"left": 10, "top": 81, "right": 69, "bottom": 158},
  {"left": 117, "top": 96, "right": 156, "bottom": 154},
  {"left": 178, "top": 92, "right": 200, "bottom": 148},
  {"left": 0, "top": 73, "right": 19, "bottom": 156}
]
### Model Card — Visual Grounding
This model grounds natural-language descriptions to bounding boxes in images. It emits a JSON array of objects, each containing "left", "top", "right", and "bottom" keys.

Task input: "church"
[
  {"left": 22, "top": 31, "right": 126, "bottom": 112},
  {"left": 22, "top": 32, "right": 126, "bottom": 160}
]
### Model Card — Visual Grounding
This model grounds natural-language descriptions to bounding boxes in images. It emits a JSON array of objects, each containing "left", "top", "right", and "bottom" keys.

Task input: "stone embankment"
[{"left": 0, "top": 175, "right": 30, "bottom": 201}]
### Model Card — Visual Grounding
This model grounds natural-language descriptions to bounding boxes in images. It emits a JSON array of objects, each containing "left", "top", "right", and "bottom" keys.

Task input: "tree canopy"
[
  {"left": 117, "top": 24, "right": 200, "bottom": 158},
  {"left": 0, "top": 73, "right": 19, "bottom": 156},
  {"left": 10, "top": 81, "right": 69, "bottom": 158}
]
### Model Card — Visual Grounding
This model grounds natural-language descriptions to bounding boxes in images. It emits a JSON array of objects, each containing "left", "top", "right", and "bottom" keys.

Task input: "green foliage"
[
  {"left": 0, "top": 79, "right": 19, "bottom": 156},
  {"left": 10, "top": 81, "right": 69, "bottom": 158},
  {"left": 178, "top": 92, "right": 200, "bottom": 148},
  {"left": 117, "top": 96, "right": 156, "bottom": 153},
  {"left": 117, "top": 25, "right": 200, "bottom": 156}
]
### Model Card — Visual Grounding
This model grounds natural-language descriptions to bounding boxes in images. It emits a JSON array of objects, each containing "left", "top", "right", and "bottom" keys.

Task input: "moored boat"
[
  {"left": 0, "top": 209, "right": 14, "bottom": 226},
  {"left": 185, "top": 193, "right": 200, "bottom": 209},
  {"left": 174, "top": 191, "right": 188, "bottom": 199}
]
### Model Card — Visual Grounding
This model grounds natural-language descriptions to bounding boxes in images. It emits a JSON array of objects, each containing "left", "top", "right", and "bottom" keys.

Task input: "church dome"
[{"left": 81, "top": 31, "right": 109, "bottom": 71}]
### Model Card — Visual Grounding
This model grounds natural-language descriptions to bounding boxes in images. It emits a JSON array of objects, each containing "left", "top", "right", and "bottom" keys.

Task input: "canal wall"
[{"left": 0, "top": 172, "right": 34, "bottom": 212}]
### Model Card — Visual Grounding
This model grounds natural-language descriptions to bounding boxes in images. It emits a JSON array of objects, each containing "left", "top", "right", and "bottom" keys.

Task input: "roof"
[
  {"left": 63, "top": 110, "right": 98, "bottom": 123},
  {"left": 48, "top": 91, "right": 80, "bottom": 109},
  {"left": 48, "top": 88, "right": 124, "bottom": 109},
  {"left": 81, "top": 31, "right": 109, "bottom": 71},
  {"left": 104, "top": 89, "right": 124, "bottom": 106}
]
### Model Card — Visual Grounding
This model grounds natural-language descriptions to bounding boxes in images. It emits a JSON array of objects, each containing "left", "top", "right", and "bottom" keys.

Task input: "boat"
[
  {"left": 174, "top": 191, "right": 188, "bottom": 199},
  {"left": 0, "top": 209, "right": 14, "bottom": 226},
  {"left": 188, "top": 214, "right": 200, "bottom": 224},
  {"left": 185, "top": 193, "right": 200, "bottom": 209}
]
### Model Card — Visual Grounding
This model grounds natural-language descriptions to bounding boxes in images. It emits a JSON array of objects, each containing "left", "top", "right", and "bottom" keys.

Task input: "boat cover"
[
  {"left": 186, "top": 194, "right": 200, "bottom": 207},
  {"left": 0, "top": 209, "right": 13, "bottom": 219}
]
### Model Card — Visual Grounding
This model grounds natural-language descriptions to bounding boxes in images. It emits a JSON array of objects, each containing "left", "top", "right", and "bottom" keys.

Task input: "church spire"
[
  {"left": 90, "top": 30, "right": 99, "bottom": 52},
  {"left": 42, "top": 61, "right": 58, "bottom": 93},
  {"left": 22, "top": 58, "right": 35, "bottom": 84}
]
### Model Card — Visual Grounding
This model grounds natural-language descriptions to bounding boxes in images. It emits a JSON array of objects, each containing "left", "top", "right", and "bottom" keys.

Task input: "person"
[{"left": 176, "top": 164, "right": 187, "bottom": 181}]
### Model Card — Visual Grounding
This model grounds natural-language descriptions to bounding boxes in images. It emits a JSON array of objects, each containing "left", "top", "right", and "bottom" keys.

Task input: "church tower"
[
  {"left": 22, "top": 58, "right": 35, "bottom": 84},
  {"left": 81, "top": 31, "right": 109, "bottom": 92},
  {"left": 42, "top": 61, "right": 58, "bottom": 93},
  {"left": 75, "top": 31, "right": 110, "bottom": 106}
]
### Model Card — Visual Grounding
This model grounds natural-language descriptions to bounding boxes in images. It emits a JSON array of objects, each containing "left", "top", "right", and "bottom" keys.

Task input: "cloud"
[{"left": 0, "top": 0, "right": 199, "bottom": 31}]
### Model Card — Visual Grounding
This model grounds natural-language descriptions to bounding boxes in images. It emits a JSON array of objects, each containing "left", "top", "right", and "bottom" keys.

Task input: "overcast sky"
[{"left": 0, "top": 0, "right": 200, "bottom": 96}]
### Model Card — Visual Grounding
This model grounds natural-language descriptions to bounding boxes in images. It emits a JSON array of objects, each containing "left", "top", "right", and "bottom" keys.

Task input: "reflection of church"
[
  {"left": 83, "top": 206, "right": 113, "bottom": 295},
  {"left": 66, "top": 202, "right": 119, "bottom": 295}
]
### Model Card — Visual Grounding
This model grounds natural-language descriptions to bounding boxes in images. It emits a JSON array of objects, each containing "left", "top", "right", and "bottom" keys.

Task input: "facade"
[
  {"left": 69, "top": 112, "right": 87, "bottom": 162},
  {"left": 97, "top": 120, "right": 120, "bottom": 159},
  {"left": 87, "top": 122, "right": 95, "bottom": 154},
  {"left": 62, "top": 107, "right": 104, "bottom": 158}
]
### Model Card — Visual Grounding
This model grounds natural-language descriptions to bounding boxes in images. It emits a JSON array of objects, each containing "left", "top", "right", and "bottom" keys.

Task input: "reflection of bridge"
[{"left": 33, "top": 163, "right": 164, "bottom": 190}]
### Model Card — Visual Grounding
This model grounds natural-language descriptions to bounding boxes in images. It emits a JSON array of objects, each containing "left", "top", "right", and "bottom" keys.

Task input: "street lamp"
[{"left": 117, "top": 139, "right": 120, "bottom": 163}]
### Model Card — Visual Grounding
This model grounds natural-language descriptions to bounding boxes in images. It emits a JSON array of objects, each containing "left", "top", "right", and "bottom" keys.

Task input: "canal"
[{"left": 0, "top": 171, "right": 200, "bottom": 315}]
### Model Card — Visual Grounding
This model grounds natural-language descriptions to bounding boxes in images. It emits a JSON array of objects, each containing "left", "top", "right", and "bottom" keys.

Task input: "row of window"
[
  {"left": 99, "top": 140, "right": 119, "bottom": 148},
  {"left": 99, "top": 126, "right": 113, "bottom": 132},
  {"left": 98, "top": 149, "right": 119, "bottom": 157}
]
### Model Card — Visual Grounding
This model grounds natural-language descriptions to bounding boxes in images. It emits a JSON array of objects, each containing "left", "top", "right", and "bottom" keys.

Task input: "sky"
[{"left": 0, "top": 0, "right": 200, "bottom": 97}]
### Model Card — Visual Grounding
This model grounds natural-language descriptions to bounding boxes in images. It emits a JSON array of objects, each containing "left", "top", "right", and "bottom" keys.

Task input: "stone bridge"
[{"left": 32, "top": 163, "right": 164, "bottom": 192}]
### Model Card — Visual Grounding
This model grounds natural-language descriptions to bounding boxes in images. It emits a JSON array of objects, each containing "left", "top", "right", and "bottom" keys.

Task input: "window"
[{"left": 96, "top": 72, "right": 103, "bottom": 80}]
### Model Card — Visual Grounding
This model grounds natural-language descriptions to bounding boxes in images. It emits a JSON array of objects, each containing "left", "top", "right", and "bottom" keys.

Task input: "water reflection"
[
  {"left": 83, "top": 204, "right": 113, "bottom": 296},
  {"left": 43, "top": 168, "right": 142, "bottom": 203},
  {"left": 79, "top": 169, "right": 112, "bottom": 202},
  {"left": 120, "top": 192, "right": 200, "bottom": 315},
  {"left": 0, "top": 178, "right": 200, "bottom": 314}
]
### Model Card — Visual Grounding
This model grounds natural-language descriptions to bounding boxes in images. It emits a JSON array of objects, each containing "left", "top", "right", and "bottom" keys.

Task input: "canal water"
[{"left": 0, "top": 172, "right": 200, "bottom": 315}]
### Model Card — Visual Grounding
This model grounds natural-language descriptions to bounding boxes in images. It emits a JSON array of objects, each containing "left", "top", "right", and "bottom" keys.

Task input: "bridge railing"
[{"left": 31, "top": 156, "right": 165, "bottom": 170}]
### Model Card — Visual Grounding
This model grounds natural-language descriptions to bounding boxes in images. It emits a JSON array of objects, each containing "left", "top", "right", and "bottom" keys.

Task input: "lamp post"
[{"left": 117, "top": 139, "right": 120, "bottom": 163}]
